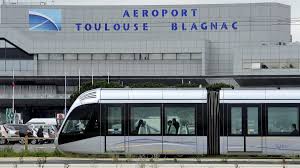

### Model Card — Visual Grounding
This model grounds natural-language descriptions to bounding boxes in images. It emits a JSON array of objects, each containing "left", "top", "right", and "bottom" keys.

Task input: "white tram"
[{"left": 56, "top": 88, "right": 300, "bottom": 155}]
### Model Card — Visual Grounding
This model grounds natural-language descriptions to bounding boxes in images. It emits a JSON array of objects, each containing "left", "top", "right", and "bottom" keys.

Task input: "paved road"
[
  {"left": 1, "top": 158, "right": 300, "bottom": 164},
  {"left": 0, "top": 163, "right": 298, "bottom": 168},
  {"left": 0, "top": 158, "right": 300, "bottom": 167},
  {"left": 0, "top": 143, "right": 56, "bottom": 152}
]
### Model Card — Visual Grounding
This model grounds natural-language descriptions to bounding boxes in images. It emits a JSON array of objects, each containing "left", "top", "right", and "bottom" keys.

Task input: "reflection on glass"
[
  {"left": 165, "top": 106, "right": 195, "bottom": 135},
  {"left": 231, "top": 107, "right": 242, "bottom": 135},
  {"left": 268, "top": 107, "right": 299, "bottom": 135},
  {"left": 247, "top": 107, "right": 258, "bottom": 135},
  {"left": 107, "top": 106, "right": 122, "bottom": 135},
  {"left": 62, "top": 118, "right": 90, "bottom": 134},
  {"left": 62, "top": 104, "right": 99, "bottom": 135},
  {"left": 131, "top": 106, "right": 160, "bottom": 135}
]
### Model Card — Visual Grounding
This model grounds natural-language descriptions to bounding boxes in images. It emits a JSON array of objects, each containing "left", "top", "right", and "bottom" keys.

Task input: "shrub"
[{"left": 69, "top": 80, "right": 123, "bottom": 103}]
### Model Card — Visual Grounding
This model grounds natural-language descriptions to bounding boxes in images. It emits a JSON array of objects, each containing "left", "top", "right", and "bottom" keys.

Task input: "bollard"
[{"left": 24, "top": 135, "right": 28, "bottom": 151}]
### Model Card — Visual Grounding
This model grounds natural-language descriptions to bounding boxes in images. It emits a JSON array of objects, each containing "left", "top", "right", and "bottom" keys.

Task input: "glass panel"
[
  {"left": 247, "top": 107, "right": 259, "bottom": 135},
  {"left": 177, "top": 53, "right": 190, "bottom": 60},
  {"left": 131, "top": 106, "right": 160, "bottom": 135},
  {"left": 62, "top": 104, "right": 100, "bottom": 136},
  {"left": 231, "top": 107, "right": 242, "bottom": 135},
  {"left": 107, "top": 54, "right": 121, "bottom": 60},
  {"left": 6, "top": 60, "right": 20, "bottom": 71},
  {"left": 121, "top": 53, "right": 134, "bottom": 60},
  {"left": 268, "top": 107, "right": 299, "bottom": 135},
  {"left": 93, "top": 54, "right": 106, "bottom": 60},
  {"left": 107, "top": 106, "right": 122, "bottom": 135},
  {"left": 165, "top": 106, "right": 195, "bottom": 135},
  {"left": 191, "top": 53, "right": 202, "bottom": 60},
  {"left": 163, "top": 53, "right": 176, "bottom": 60},
  {"left": 149, "top": 53, "right": 162, "bottom": 60}
]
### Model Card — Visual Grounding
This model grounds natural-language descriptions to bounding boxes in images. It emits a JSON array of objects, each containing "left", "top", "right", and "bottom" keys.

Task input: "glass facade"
[
  {"left": 0, "top": 39, "right": 34, "bottom": 72},
  {"left": 243, "top": 59, "right": 299, "bottom": 70}
]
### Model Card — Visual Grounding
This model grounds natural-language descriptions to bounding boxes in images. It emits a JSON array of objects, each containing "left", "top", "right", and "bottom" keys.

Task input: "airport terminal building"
[{"left": 0, "top": 2, "right": 299, "bottom": 121}]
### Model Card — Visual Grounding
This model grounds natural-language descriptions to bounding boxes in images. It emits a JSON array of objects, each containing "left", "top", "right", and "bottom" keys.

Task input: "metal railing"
[
  {"left": 0, "top": 136, "right": 55, "bottom": 145},
  {"left": 2, "top": 0, "right": 52, "bottom": 6}
]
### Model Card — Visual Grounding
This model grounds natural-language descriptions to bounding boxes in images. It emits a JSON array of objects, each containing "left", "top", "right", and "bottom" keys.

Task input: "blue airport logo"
[{"left": 29, "top": 9, "right": 61, "bottom": 31}]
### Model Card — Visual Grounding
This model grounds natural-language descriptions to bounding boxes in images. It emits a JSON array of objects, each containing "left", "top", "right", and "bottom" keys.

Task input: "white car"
[{"left": 0, "top": 125, "right": 20, "bottom": 144}]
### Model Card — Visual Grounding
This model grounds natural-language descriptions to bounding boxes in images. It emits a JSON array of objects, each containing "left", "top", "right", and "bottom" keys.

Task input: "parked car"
[
  {"left": 0, "top": 125, "right": 20, "bottom": 144},
  {"left": 7, "top": 124, "right": 33, "bottom": 144},
  {"left": 26, "top": 118, "right": 57, "bottom": 126},
  {"left": 0, "top": 125, "right": 8, "bottom": 144}
]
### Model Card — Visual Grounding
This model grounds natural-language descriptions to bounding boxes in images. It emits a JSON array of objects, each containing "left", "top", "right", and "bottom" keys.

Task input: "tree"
[
  {"left": 69, "top": 80, "right": 123, "bottom": 103},
  {"left": 205, "top": 83, "right": 234, "bottom": 91}
]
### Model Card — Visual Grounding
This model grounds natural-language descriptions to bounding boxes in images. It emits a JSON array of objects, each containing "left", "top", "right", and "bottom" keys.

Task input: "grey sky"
[{"left": 7, "top": 0, "right": 300, "bottom": 41}]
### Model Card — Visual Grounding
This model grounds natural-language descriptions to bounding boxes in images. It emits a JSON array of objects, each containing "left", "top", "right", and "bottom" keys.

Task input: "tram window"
[
  {"left": 61, "top": 104, "right": 100, "bottom": 136},
  {"left": 247, "top": 107, "right": 259, "bottom": 135},
  {"left": 268, "top": 107, "right": 299, "bottom": 135},
  {"left": 130, "top": 106, "right": 161, "bottom": 135},
  {"left": 107, "top": 106, "right": 123, "bottom": 135},
  {"left": 231, "top": 107, "right": 242, "bottom": 135},
  {"left": 164, "top": 106, "right": 195, "bottom": 135}
]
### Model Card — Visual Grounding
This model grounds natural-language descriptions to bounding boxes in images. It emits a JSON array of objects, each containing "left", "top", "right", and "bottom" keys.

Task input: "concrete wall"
[
  {"left": 0, "top": 3, "right": 290, "bottom": 53},
  {"left": 0, "top": 85, "right": 74, "bottom": 100},
  {"left": 0, "top": 3, "right": 291, "bottom": 76}
]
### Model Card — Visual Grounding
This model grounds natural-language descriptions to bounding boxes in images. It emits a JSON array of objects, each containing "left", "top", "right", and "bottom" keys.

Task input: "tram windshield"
[
  {"left": 58, "top": 104, "right": 100, "bottom": 144},
  {"left": 62, "top": 104, "right": 99, "bottom": 134}
]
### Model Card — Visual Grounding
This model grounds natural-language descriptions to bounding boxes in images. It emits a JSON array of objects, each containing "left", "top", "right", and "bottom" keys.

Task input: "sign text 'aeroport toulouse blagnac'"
[{"left": 75, "top": 8, "right": 238, "bottom": 32}]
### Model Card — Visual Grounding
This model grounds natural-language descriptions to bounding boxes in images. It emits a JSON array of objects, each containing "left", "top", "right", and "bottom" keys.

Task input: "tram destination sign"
[{"left": 75, "top": 8, "right": 238, "bottom": 32}]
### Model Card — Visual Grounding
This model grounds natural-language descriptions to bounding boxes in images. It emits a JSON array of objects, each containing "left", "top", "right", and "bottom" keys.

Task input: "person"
[
  {"left": 37, "top": 126, "right": 44, "bottom": 144},
  {"left": 290, "top": 123, "right": 299, "bottom": 135},
  {"left": 167, "top": 120, "right": 173, "bottom": 134},
  {"left": 77, "top": 121, "right": 86, "bottom": 132},
  {"left": 138, "top": 120, "right": 148, "bottom": 134},
  {"left": 167, "top": 120, "right": 177, "bottom": 134},
  {"left": 135, "top": 120, "right": 144, "bottom": 135},
  {"left": 179, "top": 120, "right": 189, "bottom": 134},
  {"left": 172, "top": 118, "right": 180, "bottom": 134}
]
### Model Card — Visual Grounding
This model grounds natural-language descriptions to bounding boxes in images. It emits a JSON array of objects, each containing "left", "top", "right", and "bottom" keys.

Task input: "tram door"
[
  {"left": 228, "top": 105, "right": 263, "bottom": 153},
  {"left": 104, "top": 104, "right": 126, "bottom": 153}
]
